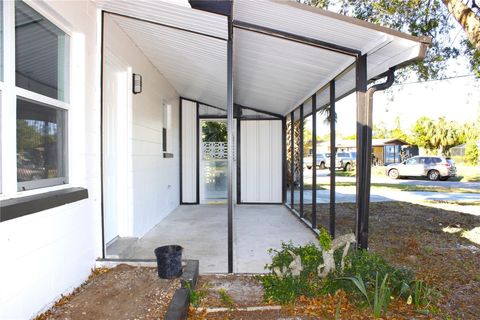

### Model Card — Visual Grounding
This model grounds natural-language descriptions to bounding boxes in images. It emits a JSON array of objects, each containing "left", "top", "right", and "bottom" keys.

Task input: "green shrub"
[
  {"left": 185, "top": 282, "right": 207, "bottom": 308},
  {"left": 262, "top": 241, "right": 324, "bottom": 304},
  {"left": 218, "top": 288, "right": 235, "bottom": 309},
  {"left": 266, "top": 241, "right": 323, "bottom": 276},
  {"left": 322, "top": 250, "right": 414, "bottom": 310},
  {"left": 318, "top": 228, "right": 332, "bottom": 251}
]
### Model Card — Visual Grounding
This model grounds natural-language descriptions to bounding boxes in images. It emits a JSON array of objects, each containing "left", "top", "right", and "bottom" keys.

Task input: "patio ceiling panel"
[
  {"left": 234, "top": 28, "right": 355, "bottom": 116},
  {"left": 110, "top": 14, "right": 228, "bottom": 108},
  {"left": 94, "top": 0, "right": 228, "bottom": 39}
]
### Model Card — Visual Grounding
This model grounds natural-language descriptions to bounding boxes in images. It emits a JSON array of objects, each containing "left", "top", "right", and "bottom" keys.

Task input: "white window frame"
[{"left": 0, "top": 0, "right": 73, "bottom": 199}]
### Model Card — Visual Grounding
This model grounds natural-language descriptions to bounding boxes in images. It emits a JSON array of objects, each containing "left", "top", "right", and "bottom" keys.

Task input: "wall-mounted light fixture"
[{"left": 132, "top": 73, "right": 142, "bottom": 94}]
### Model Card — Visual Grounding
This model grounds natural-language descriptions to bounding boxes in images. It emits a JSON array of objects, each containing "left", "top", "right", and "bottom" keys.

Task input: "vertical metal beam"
[
  {"left": 236, "top": 117, "right": 241, "bottom": 204},
  {"left": 311, "top": 95, "right": 317, "bottom": 229},
  {"left": 282, "top": 117, "right": 287, "bottom": 204},
  {"left": 299, "top": 104, "right": 304, "bottom": 218},
  {"left": 227, "top": 10, "right": 234, "bottom": 273},
  {"left": 290, "top": 111, "right": 295, "bottom": 208},
  {"left": 355, "top": 54, "right": 369, "bottom": 249},
  {"left": 329, "top": 80, "right": 336, "bottom": 238},
  {"left": 179, "top": 97, "right": 183, "bottom": 204},
  {"left": 100, "top": 10, "right": 106, "bottom": 259},
  {"left": 196, "top": 102, "right": 200, "bottom": 204}
]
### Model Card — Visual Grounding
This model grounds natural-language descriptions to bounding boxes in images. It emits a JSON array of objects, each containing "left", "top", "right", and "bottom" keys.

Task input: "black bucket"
[{"left": 154, "top": 245, "right": 183, "bottom": 279}]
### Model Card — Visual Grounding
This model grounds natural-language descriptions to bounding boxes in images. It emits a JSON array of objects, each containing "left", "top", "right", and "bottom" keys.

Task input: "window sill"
[{"left": 0, "top": 187, "right": 88, "bottom": 223}]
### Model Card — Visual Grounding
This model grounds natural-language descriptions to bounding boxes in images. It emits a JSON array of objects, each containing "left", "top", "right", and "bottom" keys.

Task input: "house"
[
  {"left": 0, "top": 0, "right": 429, "bottom": 318},
  {"left": 317, "top": 138, "right": 416, "bottom": 165},
  {"left": 450, "top": 140, "right": 480, "bottom": 159}
]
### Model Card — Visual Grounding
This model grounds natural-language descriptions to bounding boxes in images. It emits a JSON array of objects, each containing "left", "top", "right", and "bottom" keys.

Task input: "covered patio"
[
  {"left": 96, "top": 0, "right": 430, "bottom": 274},
  {"left": 111, "top": 204, "right": 317, "bottom": 273}
]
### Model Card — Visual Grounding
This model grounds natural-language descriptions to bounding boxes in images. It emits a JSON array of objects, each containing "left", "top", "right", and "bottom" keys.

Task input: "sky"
[{"left": 316, "top": 73, "right": 480, "bottom": 137}]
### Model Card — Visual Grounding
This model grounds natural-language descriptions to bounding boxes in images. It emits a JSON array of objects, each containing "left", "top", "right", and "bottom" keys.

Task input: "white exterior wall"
[
  {"left": 241, "top": 120, "right": 282, "bottom": 203},
  {"left": 0, "top": 1, "right": 102, "bottom": 319},
  {"left": 104, "top": 15, "right": 180, "bottom": 238},
  {"left": 181, "top": 99, "right": 197, "bottom": 203}
]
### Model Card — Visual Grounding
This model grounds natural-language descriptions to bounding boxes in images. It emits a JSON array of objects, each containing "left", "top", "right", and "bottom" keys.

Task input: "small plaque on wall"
[{"left": 163, "top": 153, "right": 174, "bottom": 158}]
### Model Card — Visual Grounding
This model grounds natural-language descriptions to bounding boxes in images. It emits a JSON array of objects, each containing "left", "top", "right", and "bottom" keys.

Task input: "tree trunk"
[{"left": 442, "top": 0, "right": 480, "bottom": 50}]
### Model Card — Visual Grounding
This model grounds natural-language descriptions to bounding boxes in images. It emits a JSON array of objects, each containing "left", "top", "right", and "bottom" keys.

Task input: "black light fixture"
[{"left": 132, "top": 73, "right": 142, "bottom": 94}]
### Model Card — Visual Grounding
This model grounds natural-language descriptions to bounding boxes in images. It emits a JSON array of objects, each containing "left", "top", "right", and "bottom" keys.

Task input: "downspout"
[{"left": 357, "top": 67, "right": 395, "bottom": 249}]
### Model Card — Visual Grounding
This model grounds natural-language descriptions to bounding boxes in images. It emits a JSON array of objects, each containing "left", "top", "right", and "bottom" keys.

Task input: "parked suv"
[
  {"left": 330, "top": 152, "right": 355, "bottom": 171},
  {"left": 385, "top": 156, "right": 456, "bottom": 181},
  {"left": 304, "top": 153, "right": 330, "bottom": 170}
]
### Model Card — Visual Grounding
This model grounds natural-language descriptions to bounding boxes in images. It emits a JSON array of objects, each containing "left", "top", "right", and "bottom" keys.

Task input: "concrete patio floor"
[{"left": 118, "top": 205, "right": 317, "bottom": 273}]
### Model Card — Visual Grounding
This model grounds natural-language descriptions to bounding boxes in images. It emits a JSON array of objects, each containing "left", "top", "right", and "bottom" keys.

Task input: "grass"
[
  {"left": 449, "top": 165, "right": 480, "bottom": 182},
  {"left": 421, "top": 200, "right": 480, "bottom": 206},
  {"left": 318, "top": 181, "right": 480, "bottom": 194}
]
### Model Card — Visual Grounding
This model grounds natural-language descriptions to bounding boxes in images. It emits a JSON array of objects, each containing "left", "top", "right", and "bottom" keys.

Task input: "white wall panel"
[
  {"left": 0, "top": 2, "right": 101, "bottom": 319},
  {"left": 241, "top": 120, "right": 282, "bottom": 203},
  {"left": 181, "top": 99, "right": 197, "bottom": 203},
  {"left": 104, "top": 15, "right": 180, "bottom": 239}
]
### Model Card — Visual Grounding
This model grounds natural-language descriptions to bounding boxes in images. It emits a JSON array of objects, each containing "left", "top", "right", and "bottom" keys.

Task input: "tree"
[
  {"left": 464, "top": 139, "right": 479, "bottom": 165},
  {"left": 410, "top": 116, "right": 436, "bottom": 152},
  {"left": 410, "top": 116, "right": 466, "bottom": 155},
  {"left": 300, "top": 0, "right": 480, "bottom": 79},
  {"left": 427, "top": 117, "right": 461, "bottom": 155},
  {"left": 202, "top": 121, "right": 227, "bottom": 142},
  {"left": 389, "top": 116, "right": 408, "bottom": 141},
  {"left": 372, "top": 121, "right": 389, "bottom": 139},
  {"left": 303, "top": 127, "right": 322, "bottom": 155}
]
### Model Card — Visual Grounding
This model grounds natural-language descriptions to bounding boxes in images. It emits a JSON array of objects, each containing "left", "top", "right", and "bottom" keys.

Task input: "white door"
[{"left": 103, "top": 48, "right": 131, "bottom": 244}]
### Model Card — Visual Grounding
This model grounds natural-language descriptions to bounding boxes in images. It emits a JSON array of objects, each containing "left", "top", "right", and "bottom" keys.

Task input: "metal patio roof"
[{"left": 94, "top": 0, "right": 430, "bottom": 116}]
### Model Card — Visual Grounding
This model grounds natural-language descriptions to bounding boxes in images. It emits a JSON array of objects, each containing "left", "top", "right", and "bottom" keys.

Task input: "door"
[
  {"left": 199, "top": 119, "right": 236, "bottom": 204},
  {"left": 103, "top": 48, "right": 131, "bottom": 244}
]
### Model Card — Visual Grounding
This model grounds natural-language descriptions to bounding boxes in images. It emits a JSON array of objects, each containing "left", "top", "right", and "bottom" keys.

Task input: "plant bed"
[
  {"left": 309, "top": 202, "right": 480, "bottom": 319},
  {"left": 35, "top": 264, "right": 180, "bottom": 320}
]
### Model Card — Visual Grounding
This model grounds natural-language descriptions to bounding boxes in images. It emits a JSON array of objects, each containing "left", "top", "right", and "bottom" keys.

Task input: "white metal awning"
[{"left": 93, "top": 0, "right": 430, "bottom": 116}]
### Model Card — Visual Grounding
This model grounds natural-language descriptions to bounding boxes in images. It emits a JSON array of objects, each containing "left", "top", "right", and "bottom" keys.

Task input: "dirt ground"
[{"left": 35, "top": 264, "right": 179, "bottom": 320}]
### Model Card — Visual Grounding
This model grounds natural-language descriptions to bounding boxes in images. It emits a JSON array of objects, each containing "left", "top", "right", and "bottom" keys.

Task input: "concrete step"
[{"left": 106, "top": 237, "right": 138, "bottom": 259}]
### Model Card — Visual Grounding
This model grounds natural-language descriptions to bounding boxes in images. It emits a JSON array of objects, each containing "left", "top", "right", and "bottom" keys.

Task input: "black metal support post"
[
  {"left": 196, "top": 102, "right": 200, "bottom": 204},
  {"left": 282, "top": 117, "right": 287, "bottom": 204},
  {"left": 355, "top": 54, "right": 369, "bottom": 249},
  {"left": 311, "top": 95, "right": 317, "bottom": 229},
  {"left": 290, "top": 111, "right": 295, "bottom": 208},
  {"left": 227, "top": 12, "right": 234, "bottom": 273},
  {"left": 329, "top": 80, "right": 336, "bottom": 238},
  {"left": 236, "top": 117, "right": 241, "bottom": 204},
  {"left": 100, "top": 10, "right": 106, "bottom": 259},
  {"left": 299, "top": 104, "right": 304, "bottom": 218},
  {"left": 179, "top": 97, "right": 183, "bottom": 203}
]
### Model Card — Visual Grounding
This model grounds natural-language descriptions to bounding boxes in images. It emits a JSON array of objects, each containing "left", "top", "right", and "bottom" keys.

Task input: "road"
[
  {"left": 303, "top": 168, "right": 480, "bottom": 191},
  {"left": 297, "top": 168, "right": 480, "bottom": 215}
]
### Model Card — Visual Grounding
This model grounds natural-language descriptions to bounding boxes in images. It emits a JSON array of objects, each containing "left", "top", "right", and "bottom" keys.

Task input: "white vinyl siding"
[{"left": 241, "top": 120, "right": 282, "bottom": 203}]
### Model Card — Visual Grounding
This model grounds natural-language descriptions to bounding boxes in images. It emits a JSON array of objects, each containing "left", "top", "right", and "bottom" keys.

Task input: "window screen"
[{"left": 17, "top": 97, "right": 67, "bottom": 190}]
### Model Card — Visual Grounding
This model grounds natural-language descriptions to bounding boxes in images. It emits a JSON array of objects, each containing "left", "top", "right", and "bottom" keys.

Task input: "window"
[
  {"left": 17, "top": 97, "right": 67, "bottom": 190},
  {"left": 0, "top": 0, "right": 3, "bottom": 80},
  {"left": 0, "top": 1, "right": 70, "bottom": 195},
  {"left": 15, "top": 0, "right": 69, "bottom": 101}
]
